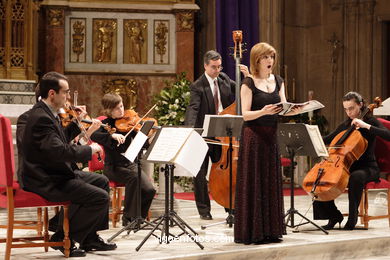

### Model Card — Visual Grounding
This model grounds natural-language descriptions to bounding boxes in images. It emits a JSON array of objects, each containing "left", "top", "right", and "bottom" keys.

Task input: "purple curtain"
[{"left": 216, "top": 0, "right": 259, "bottom": 80}]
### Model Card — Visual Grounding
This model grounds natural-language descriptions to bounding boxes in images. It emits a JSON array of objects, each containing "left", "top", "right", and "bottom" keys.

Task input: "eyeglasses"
[{"left": 210, "top": 65, "right": 223, "bottom": 71}]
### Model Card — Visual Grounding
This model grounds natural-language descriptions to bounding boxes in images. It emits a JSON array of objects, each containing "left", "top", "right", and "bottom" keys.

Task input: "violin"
[
  {"left": 302, "top": 97, "right": 382, "bottom": 201},
  {"left": 115, "top": 104, "right": 158, "bottom": 139}
]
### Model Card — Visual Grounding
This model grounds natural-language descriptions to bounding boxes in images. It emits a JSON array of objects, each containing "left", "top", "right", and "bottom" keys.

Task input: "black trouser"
[
  {"left": 41, "top": 171, "right": 110, "bottom": 244},
  {"left": 194, "top": 155, "right": 211, "bottom": 215},
  {"left": 104, "top": 162, "right": 156, "bottom": 219},
  {"left": 313, "top": 166, "right": 379, "bottom": 222}
]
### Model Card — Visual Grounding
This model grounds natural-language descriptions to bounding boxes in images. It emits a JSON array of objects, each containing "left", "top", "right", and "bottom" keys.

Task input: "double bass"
[
  {"left": 208, "top": 31, "right": 244, "bottom": 209},
  {"left": 302, "top": 98, "right": 382, "bottom": 201}
]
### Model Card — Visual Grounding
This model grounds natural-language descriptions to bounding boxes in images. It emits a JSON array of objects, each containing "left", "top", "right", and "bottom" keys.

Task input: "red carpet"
[{"left": 174, "top": 188, "right": 307, "bottom": 201}]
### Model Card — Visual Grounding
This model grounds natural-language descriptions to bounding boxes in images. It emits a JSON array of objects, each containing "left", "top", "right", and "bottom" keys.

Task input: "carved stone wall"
[{"left": 38, "top": 1, "right": 198, "bottom": 117}]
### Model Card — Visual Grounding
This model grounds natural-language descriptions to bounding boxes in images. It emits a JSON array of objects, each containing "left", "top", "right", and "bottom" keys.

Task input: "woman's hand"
[
  {"left": 284, "top": 105, "right": 304, "bottom": 116},
  {"left": 261, "top": 104, "right": 282, "bottom": 115},
  {"left": 112, "top": 133, "right": 126, "bottom": 144},
  {"left": 352, "top": 118, "right": 370, "bottom": 129}
]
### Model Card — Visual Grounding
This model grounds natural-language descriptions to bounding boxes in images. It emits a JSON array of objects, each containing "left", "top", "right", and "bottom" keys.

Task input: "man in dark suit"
[
  {"left": 21, "top": 72, "right": 116, "bottom": 257},
  {"left": 185, "top": 50, "right": 243, "bottom": 220}
]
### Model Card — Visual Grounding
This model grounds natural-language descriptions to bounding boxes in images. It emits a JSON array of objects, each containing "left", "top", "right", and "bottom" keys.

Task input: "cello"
[
  {"left": 302, "top": 97, "right": 382, "bottom": 201},
  {"left": 208, "top": 31, "right": 244, "bottom": 209}
]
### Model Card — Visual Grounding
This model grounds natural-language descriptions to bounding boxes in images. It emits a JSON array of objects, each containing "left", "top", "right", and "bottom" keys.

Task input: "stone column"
[
  {"left": 175, "top": 11, "right": 196, "bottom": 81},
  {"left": 40, "top": 6, "right": 65, "bottom": 73}
]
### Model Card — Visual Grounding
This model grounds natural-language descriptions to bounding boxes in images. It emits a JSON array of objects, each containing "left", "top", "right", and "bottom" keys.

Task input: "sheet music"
[
  {"left": 306, "top": 125, "right": 328, "bottom": 157},
  {"left": 147, "top": 127, "right": 193, "bottom": 162},
  {"left": 174, "top": 130, "right": 208, "bottom": 177},
  {"left": 124, "top": 132, "right": 148, "bottom": 162}
]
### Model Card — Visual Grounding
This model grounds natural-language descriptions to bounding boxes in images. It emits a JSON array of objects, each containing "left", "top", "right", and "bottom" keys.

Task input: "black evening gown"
[{"left": 234, "top": 76, "right": 286, "bottom": 244}]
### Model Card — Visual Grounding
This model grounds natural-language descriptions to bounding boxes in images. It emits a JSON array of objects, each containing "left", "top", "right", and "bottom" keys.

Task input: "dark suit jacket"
[
  {"left": 16, "top": 109, "right": 31, "bottom": 189},
  {"left": 21, "top": 101, "right": 92, "bottom": 198},
  {"left": 185, "top": 72, "right": 236, "bottom": 128}
]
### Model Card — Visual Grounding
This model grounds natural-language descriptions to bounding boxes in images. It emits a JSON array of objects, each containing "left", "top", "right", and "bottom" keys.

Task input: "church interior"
[{"left": 1, "top": 0, "right": 390, "bottom": 259}]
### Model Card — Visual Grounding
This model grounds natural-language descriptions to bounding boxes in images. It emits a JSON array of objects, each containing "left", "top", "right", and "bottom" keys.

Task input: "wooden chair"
[
  {"left": 88, "top": 145, "right": 125, "bottom": 228},
  {"left": 358, "top": 118, "right": 390, "bottom": 228},
  {"left": 0, "top": 114, "right": 71, "bottom": 259}
]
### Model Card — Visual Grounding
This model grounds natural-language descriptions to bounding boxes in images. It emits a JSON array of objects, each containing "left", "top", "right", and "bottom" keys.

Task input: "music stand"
[
  {"left": 278, "top": 123, "right": 328, "bottom": 234},
  {"left": 107, "top": 120, "right": 156, "bottom": 242},
  {"left": 135, "top": 127, "right": 205, "bottom": 251},
  {"left": 200, "top": 115, "right": 243, "bottom": 230}
]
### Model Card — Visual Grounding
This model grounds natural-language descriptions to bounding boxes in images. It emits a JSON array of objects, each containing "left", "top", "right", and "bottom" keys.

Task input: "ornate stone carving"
[
  {"left": 47, "top": 8, "right": 64, "bottom": 27},
  {"left": 103, "top": 79, "right": 138, "bottom": 109},
  {"left": 124, "top": 19, "right": 147, "bottom": 64},
  {"left": 93, "top": 19, "right": 117, "bottom": 63},
  {"left": 176, "top": 12, "right": 194, "bottom": 32},
  {"left": 71, "top": 19, "right": 86, "bottom": 63},
  {"left": 154, "top": 20, "right": 169, "bottom": 64}
]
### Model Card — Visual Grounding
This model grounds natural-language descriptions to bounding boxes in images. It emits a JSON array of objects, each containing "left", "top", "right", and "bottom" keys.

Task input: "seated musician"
[
  {"left": 90, "top": 93, "right": 156, "bottom": 226},
  {"left": 313, "top": 91, "right": 390, "bottom": 230},
  {"left": 21, "top": 71, "right": 117, "bottom": 257}
]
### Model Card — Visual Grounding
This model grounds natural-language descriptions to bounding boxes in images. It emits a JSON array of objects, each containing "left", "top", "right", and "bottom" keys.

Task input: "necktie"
[{"left": 213, "top": 79, "right": 219, "bottom": 113}]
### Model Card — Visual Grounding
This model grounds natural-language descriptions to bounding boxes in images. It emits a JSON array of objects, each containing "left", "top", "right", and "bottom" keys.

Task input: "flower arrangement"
[
  {"left": 152, "top": 72, "right": 193, "bottom": 191},
  {"left": 153, "top": 72, "right": 191, "bottom": 126}
]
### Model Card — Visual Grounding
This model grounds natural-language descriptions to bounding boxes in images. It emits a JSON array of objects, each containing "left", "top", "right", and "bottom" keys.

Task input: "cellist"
[{"left": 314, "top": 91, "right": 390, "bottom": 230}]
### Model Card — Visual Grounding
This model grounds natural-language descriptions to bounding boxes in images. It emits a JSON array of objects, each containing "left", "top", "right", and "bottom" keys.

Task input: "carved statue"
[
  {"left": 95, "top": 20, "right": 117, "bottom": 62},
  {"left": 125, "top": 20, "right": 147, "bottom": 64}
]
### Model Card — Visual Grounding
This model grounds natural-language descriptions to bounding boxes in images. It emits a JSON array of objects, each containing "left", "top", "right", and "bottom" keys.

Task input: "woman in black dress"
[
  {"left": 234, "top": 42, "right": 289, "bottom": 244},
  {"left": 313, "top": 91, "right": 390, "bottom": 230}
]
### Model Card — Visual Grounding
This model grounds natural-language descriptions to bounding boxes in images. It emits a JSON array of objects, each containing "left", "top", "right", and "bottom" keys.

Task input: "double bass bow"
[
  {"left": 302, "top": 97, "right": 382, "bottom": 201},
  {"left": 208, "top": 30, "right": 245, "bottom": 210}
]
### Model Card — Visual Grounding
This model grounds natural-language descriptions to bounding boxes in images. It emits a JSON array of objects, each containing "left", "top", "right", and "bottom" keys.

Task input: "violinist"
[
  {"left": 313, "top": 91, "right": 390, "bottom": 230},
  {"left": 90, "top": 93, "right": 156, "bottom": 226},
  {"left": 21, "top": 71, "right": 116, "bottom": 257},
  {"left": 185, "top": 50, "right": 249, "bottom": 220}
]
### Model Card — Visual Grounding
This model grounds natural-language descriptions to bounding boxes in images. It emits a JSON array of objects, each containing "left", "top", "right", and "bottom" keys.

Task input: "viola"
[{"left": 302, "top": 97, "right": 382, "bottom": 201}]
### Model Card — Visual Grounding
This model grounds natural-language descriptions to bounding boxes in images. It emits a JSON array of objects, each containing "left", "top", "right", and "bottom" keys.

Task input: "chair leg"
[
  {"left": 387, "top": 190, "right": 390, "bottom": 227},
  {"left": 62, "top": 205, "right": 70, "bottom": 258},
  {"left": 37, "top": 207, "right": 43, "bottom": 236},
  {"left": 363, "top": 189, "right": 369, "bottom": 229},
  {"left": 5, "top": 189, "right": 15, "bottom": 260},
  {"left": 111, "top": 187, "right": 118, "bottom": 228},
  {"left": 116, "top": 188, "right": 123, "bottom": 223},
  {"left": 43, "top": 208, "right": 49, "bottom": 252}
]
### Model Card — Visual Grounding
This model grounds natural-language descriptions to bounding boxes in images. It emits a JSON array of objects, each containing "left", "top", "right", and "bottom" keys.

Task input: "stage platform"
[{"left": 1, "top": 192, "right": 390, "bottom": 260}]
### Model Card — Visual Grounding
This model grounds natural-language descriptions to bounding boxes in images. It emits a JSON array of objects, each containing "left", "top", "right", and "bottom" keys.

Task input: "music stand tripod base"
[{"left": 135, "top": 164, "right": 204, "bottom": 251}]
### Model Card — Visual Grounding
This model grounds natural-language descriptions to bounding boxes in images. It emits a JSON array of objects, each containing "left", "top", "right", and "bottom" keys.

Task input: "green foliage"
[
  {"left": 152, "top": 72, "right": 193, "bottom": 191},
  {"left": 153, "top": 72, "right": 191, "bottom": 126}
]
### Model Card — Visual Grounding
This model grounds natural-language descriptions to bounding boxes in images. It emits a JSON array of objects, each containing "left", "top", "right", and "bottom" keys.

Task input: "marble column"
[{"left": 41, "top": 6, "right": 65, "bottom": 73}]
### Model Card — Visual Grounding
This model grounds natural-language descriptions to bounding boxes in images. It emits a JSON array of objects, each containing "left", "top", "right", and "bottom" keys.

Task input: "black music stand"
[
  {"left": 107, "top": 120, "right": 156, "bottom": 242},
  {"left": 135, "top": 127, "right": 204, "bottom": 251},
  {"left": 278, "top": 123, "right": 328, "bottom": 234},
  {"left": 200, "top": 115, "right": 243, "bottom": 230}
]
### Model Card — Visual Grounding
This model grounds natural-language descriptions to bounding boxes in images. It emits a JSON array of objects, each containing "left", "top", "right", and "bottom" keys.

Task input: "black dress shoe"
[
  {"left": 50, "top": 232, "right": 86, "bottom": 257},
  {"left": 200, "top": 213, "right": 213, "bottom": 220},
  {"left": 322, "top": 214, "right": 344, "bottom": 230},
  {"left": 80, "top": 235, "right": 117, "bottom": 252}
]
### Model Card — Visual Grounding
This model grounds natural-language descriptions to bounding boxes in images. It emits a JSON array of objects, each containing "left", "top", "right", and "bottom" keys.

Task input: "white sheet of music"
[
  {"left": 123, "top": 132, "right": 148, "bottom": 163},
  {"left": 174, "top": 130, "right": 208, "bottom": 177},
  {"left": 146, "top": 127, "right": 193, "bottom": 162}
]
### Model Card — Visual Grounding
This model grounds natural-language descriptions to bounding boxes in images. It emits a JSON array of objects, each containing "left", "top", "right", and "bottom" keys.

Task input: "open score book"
[{"left": 275, "top": 100, "right": 324, "bottom": 115}]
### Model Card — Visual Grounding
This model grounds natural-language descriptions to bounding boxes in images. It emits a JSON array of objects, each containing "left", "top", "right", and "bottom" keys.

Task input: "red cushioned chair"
[
  {"left": 358, "top": 118, "right": 390, "bottom": 229},
  {"left": 0, "top": 114, "right": 71, "bottom": 259},
  {"left": 87, "top": 117, "right": 125, "bottom": 228}
]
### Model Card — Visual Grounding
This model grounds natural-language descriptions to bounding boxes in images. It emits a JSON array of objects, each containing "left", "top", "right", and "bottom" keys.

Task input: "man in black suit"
[
  {"left": 185, "top": 50, "right": 246, "bottom": 220},
  {"left": 21, "top": 72, "right": 117, "bottom": 257}
]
